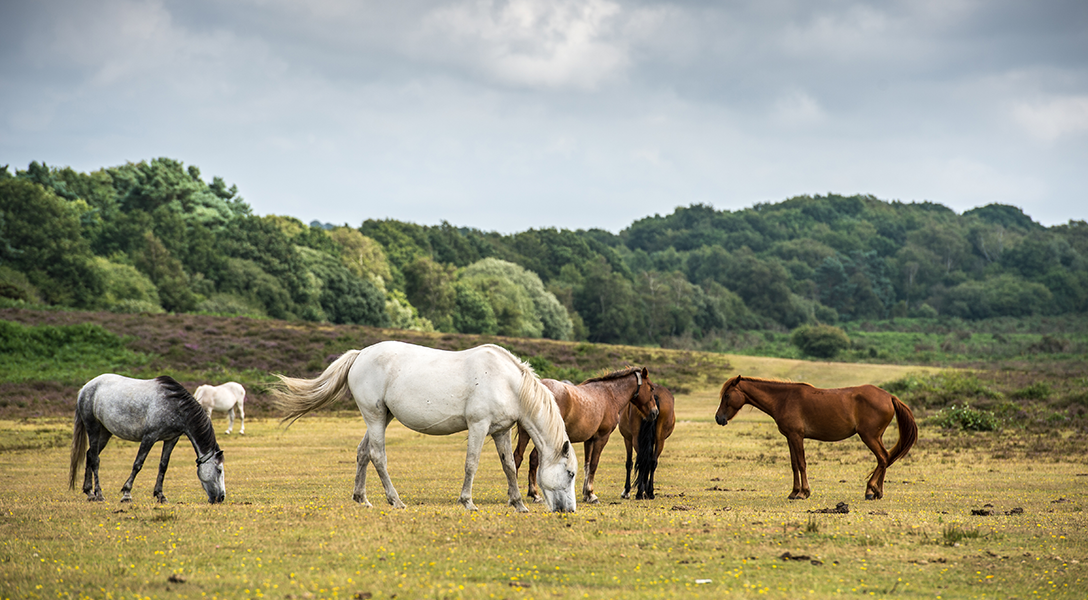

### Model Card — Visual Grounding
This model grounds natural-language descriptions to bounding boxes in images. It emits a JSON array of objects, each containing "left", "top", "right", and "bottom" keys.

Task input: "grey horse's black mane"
[{"left": 155, "top": 376, "right": 218, "bottom": 452}]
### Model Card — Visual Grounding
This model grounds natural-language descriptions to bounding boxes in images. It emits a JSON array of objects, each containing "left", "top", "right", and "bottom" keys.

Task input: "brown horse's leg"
[
  {"left": 584, "top": 432, "right": 611, "bottom": 504},
  {"left": 859, "top": 433, "right": 890, "bottom": 500},
  {"left": 785, "top": 434, "right": 810, "bottom": 499},
  {"left": 513, "top": 426, "right": 541, "bottom": 502},
  {"left": 582, "top": 440, "right": 597, "bottom": 503},
  {"left": 527, "top": 448, "right": 542, "bottom": 502}
]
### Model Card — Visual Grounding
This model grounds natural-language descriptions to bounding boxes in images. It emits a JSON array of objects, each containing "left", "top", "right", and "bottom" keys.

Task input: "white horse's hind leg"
[
  {"left": 353, "top": 433, "right": 373, "bottom": 507},
  {"left": 366, "top": 418, "right": 406, "bottom": 509},
  {"left": 236, "top": 400, "right": 245, "bottom": 435},
  {"left": 225, "top": 406, "right": 234, "bottom": 434},
  {"left": 492, "top": 428, "right": 528, "bottom": 513},
  {"left": 458, "top": 421, "right": 490, "bottom": 512}
]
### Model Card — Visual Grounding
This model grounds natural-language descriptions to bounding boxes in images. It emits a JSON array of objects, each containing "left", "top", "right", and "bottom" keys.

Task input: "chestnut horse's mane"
[
  {"left": 720, "top": 375, "right": 814, "bottom": 395},
  {"left": 581, "top": 366, "right": 642, "bottom": 385}
]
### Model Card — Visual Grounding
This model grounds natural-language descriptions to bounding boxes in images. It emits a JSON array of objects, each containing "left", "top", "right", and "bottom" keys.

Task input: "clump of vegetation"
[
  {"left": 931, "top": 404, "right": 999, "bottom": 431},
  {"left": 882, "top": 371, "right": 1001, "bottom": 408},
  {"left": 942, "top": 524, "right": 983, "bottom": 546},
  {"left": 790, "top": 324, "right": 850, "bottom": 359},
  {"left": 1013, "top": 382, "right": 1052, "bottom": 400}
]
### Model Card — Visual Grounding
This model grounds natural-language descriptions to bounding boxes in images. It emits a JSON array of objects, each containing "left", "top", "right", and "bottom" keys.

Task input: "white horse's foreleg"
[
  {"left": 353, "top": 433, "right": 372, "bottom": 507},
  {"left": 366, "top": 420, "right": 406, "bottom": 509},
  {"left": 492, "top": 428, "right": 528, "bottom": 513},
  {"left": 458, "top": 422, "right": 490, "bottom": 512}
]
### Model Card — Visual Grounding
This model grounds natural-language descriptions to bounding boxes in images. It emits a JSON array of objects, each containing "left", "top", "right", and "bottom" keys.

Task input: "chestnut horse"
[
  {"left": 619, "top": 384, "right": 675, "bottom": 500},
  {"left": 514, "top": 367, "right": 659, "bottom": 504},
  {"left": 714, "top": 376, "right": 917, "bottom": 500}
]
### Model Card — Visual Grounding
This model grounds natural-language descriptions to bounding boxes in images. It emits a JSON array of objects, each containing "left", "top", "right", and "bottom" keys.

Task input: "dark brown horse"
[
  {"left": 714, "top": 376, "right": 917, "bottom": 500},
  {"left": 515, "top": 367, "right": 658, "bottom": 504},
  {"left": 619, "top": 384, "right": 675, "bottom": 500}
]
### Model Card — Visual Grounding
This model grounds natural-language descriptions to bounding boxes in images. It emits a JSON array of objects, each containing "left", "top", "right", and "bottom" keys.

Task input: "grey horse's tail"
[
  {"left": 273, "top": 350, "right": 362, "bottom": 427},
  {"left": 69, "top": 413, "right": 87, "bottom": 491}
]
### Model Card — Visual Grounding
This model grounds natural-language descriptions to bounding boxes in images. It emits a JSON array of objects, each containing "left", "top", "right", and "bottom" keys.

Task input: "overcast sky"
[{"left": 2, "top": 1, "right": 1086, "bottom": 232}]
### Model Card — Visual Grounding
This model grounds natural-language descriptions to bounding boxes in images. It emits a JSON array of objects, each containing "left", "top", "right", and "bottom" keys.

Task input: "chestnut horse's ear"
[{"left": 641, "top": 367, "right": 649, "bottom": 379}]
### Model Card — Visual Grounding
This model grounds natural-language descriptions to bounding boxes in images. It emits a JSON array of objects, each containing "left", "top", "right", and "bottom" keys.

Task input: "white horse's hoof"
[
  {"left": 511, "top": 501, "right": 529, "bottom": 513},
  {"left": 352, "top": 493, "right": 372, "bottom": 507}
]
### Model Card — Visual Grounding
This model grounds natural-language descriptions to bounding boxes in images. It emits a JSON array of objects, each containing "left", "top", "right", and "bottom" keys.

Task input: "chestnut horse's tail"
[
  {"left": 69, "top": 413, "right": 87, "bottom": 490},
  {"left": 886, "top": 395, "right": 918, "bottom": 467}
]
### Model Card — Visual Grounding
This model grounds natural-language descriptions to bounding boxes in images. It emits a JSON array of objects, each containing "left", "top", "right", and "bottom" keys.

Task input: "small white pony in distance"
[
  {"left": 273, "top": 341, "right": 578, "bottom": 513},
  {"left": 194, "top": 382, "right": 246, "bottom": 435}
]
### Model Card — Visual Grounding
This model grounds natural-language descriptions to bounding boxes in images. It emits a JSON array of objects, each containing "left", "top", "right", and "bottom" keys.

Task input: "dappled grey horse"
[{"left": 69, "top": 374, "right": 225, "bottom": 504}]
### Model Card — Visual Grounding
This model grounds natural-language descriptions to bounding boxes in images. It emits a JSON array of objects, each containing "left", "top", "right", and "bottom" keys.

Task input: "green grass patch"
[{"left": 0, "top": 319, "right": 150, "bottom": 383}]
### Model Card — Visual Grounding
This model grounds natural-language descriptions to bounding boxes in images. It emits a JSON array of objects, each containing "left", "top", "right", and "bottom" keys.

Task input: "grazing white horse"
[
  {"left": 194, "top": 382, "right": 246, "bottom": 435},
  {"left": 274, "top": 341, "right": 578, "bottom": 512}
]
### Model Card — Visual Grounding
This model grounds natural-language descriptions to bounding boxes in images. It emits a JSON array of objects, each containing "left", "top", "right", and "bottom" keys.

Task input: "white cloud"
[
  {"left": 418, "top": 0, "right": 629, "bottom": 89},
  {"left": 1013, "top": 96, "right": 1088, "bottom": 142},
  {"left": 770, "top": 90, "right": 826, "bottom": 127}
]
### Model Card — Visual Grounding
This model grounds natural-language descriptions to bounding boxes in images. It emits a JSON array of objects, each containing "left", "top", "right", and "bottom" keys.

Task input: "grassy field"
[{"left": 2, "top": 386, "right": 1086, "bottom": 600}]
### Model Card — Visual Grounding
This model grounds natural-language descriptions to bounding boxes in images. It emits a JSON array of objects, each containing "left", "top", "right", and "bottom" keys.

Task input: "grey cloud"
[{"left": 1, "top": 0, "right": 1086, "bottom": 232}]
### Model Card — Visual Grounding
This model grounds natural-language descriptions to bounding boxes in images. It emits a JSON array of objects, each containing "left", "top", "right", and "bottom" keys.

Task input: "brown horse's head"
[
  {"left": 631, "top": 367, "right": 660, "bottom": 420},
  {"left": 715, "top": 376, "right": 746, "bottom": 426}
]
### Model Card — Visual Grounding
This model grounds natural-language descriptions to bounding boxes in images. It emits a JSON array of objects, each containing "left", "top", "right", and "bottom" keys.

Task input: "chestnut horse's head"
[
  {"left": 631, "top": 367, "right": 660, "bottom": 420},
  {"left": 715, "top": 376, "right": 746, "bottom": 426}
]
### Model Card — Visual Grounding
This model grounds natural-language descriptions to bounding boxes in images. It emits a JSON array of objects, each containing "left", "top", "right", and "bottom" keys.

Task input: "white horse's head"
[
  {"left": 196, "top": 449, "right": 225, "bottom": 503},
  {"left": 536, "top": 440, "right": 577, "bottom": 513}
]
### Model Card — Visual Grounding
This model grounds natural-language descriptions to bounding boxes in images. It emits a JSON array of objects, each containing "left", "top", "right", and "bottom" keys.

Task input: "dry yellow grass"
[{"left": 2, "top": 376, "right": 1086, "bottom": 600}]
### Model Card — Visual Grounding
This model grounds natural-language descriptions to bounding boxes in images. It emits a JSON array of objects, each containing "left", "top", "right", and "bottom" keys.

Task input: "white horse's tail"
[{"left": 273, "top": 350, "right": 362, "bottom": 427}]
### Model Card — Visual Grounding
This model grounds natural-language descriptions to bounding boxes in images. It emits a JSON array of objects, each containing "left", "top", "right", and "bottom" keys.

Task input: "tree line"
[{"left": 2, "top": 158, "right": 1086, "bottom": 347}]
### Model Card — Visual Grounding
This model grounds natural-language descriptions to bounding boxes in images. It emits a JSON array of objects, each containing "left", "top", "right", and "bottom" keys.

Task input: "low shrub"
[
  {"left": 931, "top": 404, "right": 999, "bottom": 432},
  {"left": 1013, "top": 382, "right": 1052, "bottom": 400},
  {"left": 790, "top": 324, "right": 850, "bottom": 359}
]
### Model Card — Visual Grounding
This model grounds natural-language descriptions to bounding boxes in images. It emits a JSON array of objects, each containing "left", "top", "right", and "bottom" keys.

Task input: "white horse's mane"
[{"left": 483, "top": 344, "right": 567, "bottom": 453}]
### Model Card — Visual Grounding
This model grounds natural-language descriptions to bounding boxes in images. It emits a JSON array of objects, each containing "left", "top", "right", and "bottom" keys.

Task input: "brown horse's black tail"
[
  {"left": 634, "top": 412, "right": 658, "bottom": 490},
  {"left": 886, "top": 396, "right": 918, "bottom": 467},
  {"left": 69, "top": 414, "right": 87, "bottom": 491}
]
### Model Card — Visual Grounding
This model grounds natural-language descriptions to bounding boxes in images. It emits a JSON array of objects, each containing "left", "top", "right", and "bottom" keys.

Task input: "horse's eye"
[{"left": 567, "top": 470, "right": 575, "bottom": 480}]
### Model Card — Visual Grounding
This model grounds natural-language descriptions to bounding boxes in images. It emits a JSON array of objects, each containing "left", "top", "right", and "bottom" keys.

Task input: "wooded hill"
[{"left": 2, "top": 158, "right": 1086, "bottom": 347}]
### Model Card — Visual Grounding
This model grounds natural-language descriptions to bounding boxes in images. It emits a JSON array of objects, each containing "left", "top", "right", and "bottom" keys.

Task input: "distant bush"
[
  {"left": 930, "top": 404, "right": 999, "bottom": 431},
  {"left": 1013, "top": 382, "right": 1052, "bottom": 401},
  {"left": 883, "top": 371, "right": 1001, "bottom": 408},
  {"left": 790, "top": 324, "right": 850, "bottom": 359},
  {"left": 1028, "top": 335, "right": 1071, "bottom": 354}
]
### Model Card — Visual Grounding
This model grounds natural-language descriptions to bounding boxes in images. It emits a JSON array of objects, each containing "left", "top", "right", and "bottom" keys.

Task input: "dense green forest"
[{"left": 2, "top": 158, "right": 1086, "bottom": 349}]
